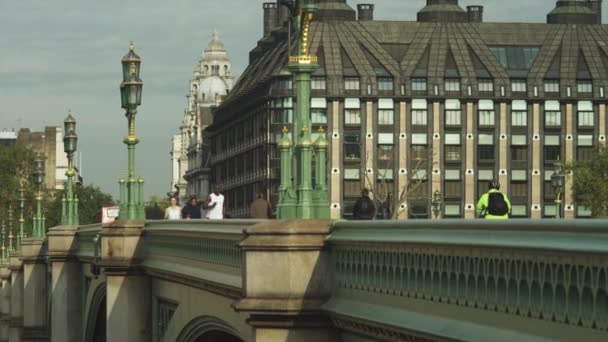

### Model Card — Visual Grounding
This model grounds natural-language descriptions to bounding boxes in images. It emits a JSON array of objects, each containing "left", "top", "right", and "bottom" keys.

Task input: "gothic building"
[
  {"left": 171, "top": 32, "right": 234, "bottom": 203},
  {"left": 206, "top": 0, "right": 606, "bottom": 219}
]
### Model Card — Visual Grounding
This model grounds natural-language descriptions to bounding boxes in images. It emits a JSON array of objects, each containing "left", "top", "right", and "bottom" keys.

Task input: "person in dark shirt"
[
  {"left": 353, "top": 188, "right": 376, "bottom": 220},
  {"left": 182, "top": 196, "right": 202, "bottom": 219}
]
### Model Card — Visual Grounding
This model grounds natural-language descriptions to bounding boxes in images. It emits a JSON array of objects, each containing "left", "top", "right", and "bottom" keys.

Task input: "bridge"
[{"left": 0, "top": 218, "right": 605, "bottom": 342}]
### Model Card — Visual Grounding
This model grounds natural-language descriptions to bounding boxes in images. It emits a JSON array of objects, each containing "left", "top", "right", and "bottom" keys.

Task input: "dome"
[
  {"left": 202, "top": 31, "right": 230, "bottom": 63},
  {"left": 197, "top": 76, "right": 229, "bottom": 102}
]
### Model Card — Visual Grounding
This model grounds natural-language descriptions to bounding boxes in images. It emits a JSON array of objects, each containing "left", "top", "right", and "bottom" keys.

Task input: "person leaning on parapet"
[
  {"left": 250, "top": 192, "right": 273, "bottom": 219},
  {"left": 476, "top": 180, "right": 511, "bottom": 219},
  {"left": 164, "top": 197, "right": 182, "bottom": 220},
  {"left": 353, "top": 188, "right": 376, "bottom": 220},
  {"left": 182, "top": 195, "right": 202, "bottom": 219},
  {"left": 203, "top": 184, "right": 225, "bottom": 220}
]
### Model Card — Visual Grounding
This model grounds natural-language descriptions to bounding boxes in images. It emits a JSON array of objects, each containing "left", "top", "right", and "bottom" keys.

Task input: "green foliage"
[
  {"left": 567, "top": 147, "right": 608, "bottom": 217},
  {"left": 46, "top": 184, "right": 115, "bottom": 227},
  {"left": 145, "top": 195, "right": 168, "bottom": 220},
  {"left": 0, "top": 144, "right": 36, "bottom": 235}
]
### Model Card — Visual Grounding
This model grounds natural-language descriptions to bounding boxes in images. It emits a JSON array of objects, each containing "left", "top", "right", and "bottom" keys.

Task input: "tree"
[
  {"left": 144, "top": 195, "right": 168, "bottom": 220},
  {"left": 46, "top": 184, "right": 115, "bottom": 227},
  {"left": 0, "top": 143, "right": 37, "bottom": 235},
  {"left": 567, "top": 147, "right": 608, "bottom": 217}
]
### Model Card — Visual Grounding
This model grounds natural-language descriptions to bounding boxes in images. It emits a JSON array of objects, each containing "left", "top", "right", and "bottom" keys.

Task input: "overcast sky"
[{"left": 0, "top": 0, "right": 603, "bottom": 199}]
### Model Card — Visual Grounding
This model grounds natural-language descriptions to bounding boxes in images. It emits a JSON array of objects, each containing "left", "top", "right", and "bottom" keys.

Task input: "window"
[
  {"left": 577, "top": 135, "right": 594, "bottom": 160},
  {"left": 445, "top": 99, "right": 461, "bottom": 126},
  {"left": 411, "top": 99, "right": 428, "bottom": 126},
  {"left": 344, "top": 133, "right": 361, "bottom": 160},
  {"left": 378, "top": 99, "right": 394, "bottom": 125},
  {"left": 276, "top": 78, "right": 292, "bottom": 90},
  {"left": 511, "top": 100, "right": 527, "bottom": 127},
  {"left": 344, "top": 169, "right": 361, "bottom": 197},
  {"left": 377, "top": 133, "right": 394, "bottom": 160},
  {"left": 577, "top": 80, "right": 592, "bottom": 94},
  {"left": 511, "top": 182, "right": 528, "bottom": 200},
  {"left": 478, "top": 79, "right": 494, "bottom": 92},
  {"left": 511, "top": 146, "right": 528, "bottom": 162},
  {"left": 378, "top": 77, "right": 394, "bottom": 91},
  {"left": 445, "top": 145, "right": 461, "bottom": 162},
  {"left": 478, "top": 100, "right": 495, "bottom": 126},
  {"left": 544, "top": 145, "right": 561, "bottom": 162},
  {"left": 490, "top": 47, "right": 539, "bottom": 71},
  {"left": 344, "top": 98, "right": 361, "bottom": 125},
  {"left": 211, "top": 65, "right": 220, "bottom": 75},
  {"left": 412, "top": 78, "right": 427, "bottom": 91},
  {"left": 411, "top": 145, "right": 428, "bottom": 162},
  {"left": 270, "top": 97, "right": 293, "bottom": 123},
  {"left": 445, "top": 79, "right": 460, "bottom": 92},
  {"left": 478, "top": 134, "right": 495, "bottom": 161},
  {"left": 544, "top": 80, "right": 559, "bottom": 93},
  {"left": 511, "top": 79, "right": 527, "bottom": 93},
  {"left": 310, "top": 97, "right": 327, "bottom": 124},
  {"left": 344, "top": 77, "right": 360, "bottom": 90},
  {"left": 311, "top": 77, "right": 326, "bottom": 90},
  {"left": 577, "top": 101, "right": 594, "bottom": 127},
  {"left": 444, "top": 182, "right": 462, "bottom": 198},
  {"left": 544, "top": 100, "right": 561, "bottom": 127}
]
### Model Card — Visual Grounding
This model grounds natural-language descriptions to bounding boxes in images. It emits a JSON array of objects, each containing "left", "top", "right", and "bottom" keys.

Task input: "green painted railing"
[
  {"left": 142, "top": 220, "right": 261, "bottom": 291},
  {"left": 324, "top": 219, "right": 608, "bottom": 342}
]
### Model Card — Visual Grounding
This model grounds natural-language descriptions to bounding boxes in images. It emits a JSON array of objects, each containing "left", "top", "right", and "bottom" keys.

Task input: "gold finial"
[
  {"left": 282, "top": 126, "right": 289, "bottom": 134},
  {"left": 317, "top": 126, "right": 325, "bottom": 134},
  {"left": 129, "top": 41, "right": 134, "bottom": 51}
]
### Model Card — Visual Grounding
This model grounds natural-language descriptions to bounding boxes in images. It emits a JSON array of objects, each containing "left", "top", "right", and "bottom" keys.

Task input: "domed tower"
[{"left": 171, "top": 31, "right": 234, "bottom": 203}]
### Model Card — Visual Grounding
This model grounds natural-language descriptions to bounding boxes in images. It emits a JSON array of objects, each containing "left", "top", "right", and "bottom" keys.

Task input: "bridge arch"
[
  {"left": 175, "top": 316, "right": 244, "bottom": 342},
  {"left": 84, "top": 282, "right": 106, "bottom": 342}
]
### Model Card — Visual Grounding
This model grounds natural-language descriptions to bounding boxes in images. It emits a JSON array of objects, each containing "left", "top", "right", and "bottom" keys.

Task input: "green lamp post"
[
  {"left": 118, "top": 41, "right": 145, "bottom": 220},
  {"left": 551, "top": 159, "right": 565, "bottom": 219},
  {"left": 61, "top": 111, "right": 79, "bottom": 225},
  {"left": 17, "top": 184, "right": 25, "bottom": 249},
  {"left": 1, "top": 220, "right": 6, "bottom": 263},
  {"left": 7, "top": 204, "right": 14, "bottom": 252},
  {"left": 32, "top": 154, "right": 46, "bottom": 237},
  {"left": 277, "top": 0, "right": 329, "bottom": 219}
]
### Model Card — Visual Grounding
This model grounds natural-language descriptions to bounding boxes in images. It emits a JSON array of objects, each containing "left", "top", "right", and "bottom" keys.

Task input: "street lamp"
[
  {"left": 17, "top": 184, "right": 25, "bottom": 249},
  {"left": 32, "top": 154, "right": 46, "bottom": 237},
  {"left": 62, "top": 111, "right": 79, "bottom": 225},
  {"left": 431, "top": 190, "right": 442, "bottom": 219},
  {"left": 550, "top": 159, "right": 565, "bottom": 219},
  {"left": 119, "top": 41, "right": 145, "bottom": 220}
]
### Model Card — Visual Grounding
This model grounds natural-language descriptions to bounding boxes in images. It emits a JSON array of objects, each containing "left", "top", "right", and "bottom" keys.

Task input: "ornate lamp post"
[
  {"left": 7, "top": 203, "right": 14, "bottom": 252},
  {"left": 32, "top": 154, "right": 46, "bottom": 237},
  {"left": 119, "top": 42, "right": 145, "bottom": 220},
  {"left": 61, "top": 111, "right": 79, "bottom": 225},
  {"left": 551, "top": 159, "right": 565, "bottom": 219},
  {"left": 0, "top": 220, "right": 5, "bottom": 263},
  {"left": 431, "top": 190, "right": 442, "bottom": 219},
  {"left": 17, "top": 184, "right": 25, "bottom": 249},
  {"left": 277, "top": 0, "right": 329, "bottom": 219}
]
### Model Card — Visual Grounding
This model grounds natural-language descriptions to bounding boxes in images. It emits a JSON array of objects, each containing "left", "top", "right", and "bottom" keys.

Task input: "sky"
[{"left": 0, "top": 0, "right": 604, "bottom": 199}]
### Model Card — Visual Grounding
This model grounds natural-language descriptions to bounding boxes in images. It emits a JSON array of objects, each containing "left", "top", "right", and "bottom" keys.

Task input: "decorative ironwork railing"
[{"left": 326, "top": 220, "right": 608, "bottom": 340}]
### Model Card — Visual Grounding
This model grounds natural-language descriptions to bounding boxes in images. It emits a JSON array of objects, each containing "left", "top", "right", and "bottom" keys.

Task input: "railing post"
[
  {"left": 8, "top": 252, "right": 23, "bottom": 342},
  {"left": 100, "top": 220, "right": 150, "bottom": 342},
  {"left": 20, "top": 237, "right": 48, "bottom": 341},
  {"left": 47, "top": 225, "right": 82, "bottom": 342},
  {"left": 234, "top": 220, "right": 337, "bottom": 341}
]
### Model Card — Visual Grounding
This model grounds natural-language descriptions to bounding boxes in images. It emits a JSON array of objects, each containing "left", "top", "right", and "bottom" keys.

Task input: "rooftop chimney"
[
  {"left": 277, "top": 0, "right": 292, "bottom": 28},
  {"left": 417, "top": 0, "right": 468, "bottom": 23},
  {"left": 548, "top": 0, "right": 599, "bottom": 24},
  {"left": 263, "top": 3, "right": 278, "bottom": 37},
  {"left": 357, "top": 4, "right": 374, "bottom": 21},
  {"left": 467, "top": 5, "right": 483, "bottom": 22}
]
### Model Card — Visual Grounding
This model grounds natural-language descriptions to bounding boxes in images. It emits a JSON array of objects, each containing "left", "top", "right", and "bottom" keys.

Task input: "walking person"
[
  {"left": 204, "top": 184, "right": 225, "bottom": 220},
  {"left": 164, "top": 197, "right": 182, "bottom": 220},
  {"left": 250, "top": 192, "right": 273, "bottom": 219},
  {"left": 182, "top": 195, "right": 202, "bottom": 219},
  {"left": 353, "top": 188, "right": 376, "bottom": 220},
  {"left": 476, "top": 180, "right": 511, "bottom": 219}
]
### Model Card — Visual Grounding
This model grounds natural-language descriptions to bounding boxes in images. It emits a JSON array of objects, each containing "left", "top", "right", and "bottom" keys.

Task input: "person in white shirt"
[
  {"left": 203, "top": 184, "right": 225, "bottom": 220},
  {"left": 164, "top": 197, "right": 182, "bottom": 220}
]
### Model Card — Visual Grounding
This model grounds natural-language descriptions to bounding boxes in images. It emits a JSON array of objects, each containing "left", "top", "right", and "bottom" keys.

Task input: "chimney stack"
[
  {"left": 587, "top": 0, "right": 602, "bottom": 24},
  {"left": 467, "top": 5, "right": 483, "bottom": 22},
  {"left": 277, "top": 0, "right": 292, "bottom": 29},
  {"left": 357, "top": 4, "right": 374, "bottom": 21},
  {"left": 263, "top": 3, "right": 278, "bottom": 37}
]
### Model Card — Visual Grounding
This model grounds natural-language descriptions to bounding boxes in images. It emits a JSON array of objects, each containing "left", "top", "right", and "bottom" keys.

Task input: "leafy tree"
[
  {"left": 145, "top": 195, "right": 169, "bottom": 220},
  {"left": 0, "top": 144, "right": 37, "bottom": 235},
  {"left": 46, "top": 184, "right": 115, "bottom": 227},
  {"left": 567, "top": 147, "right": 608, "bottom": 217}
]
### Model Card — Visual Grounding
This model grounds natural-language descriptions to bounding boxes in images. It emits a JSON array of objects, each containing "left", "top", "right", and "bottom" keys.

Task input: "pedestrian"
[
  {"left": 204, "top": 184, "right": 225, "bottom": 219},
  {"left": 164, "top": 197, "right": 181, "bottom": 220},
  {"left": 250, "top": 192, "right": 273, "bottom": 219},
  {"left": 182, "top": 196, "right": 202, "bottom": 219},
  {"left": 476, "top": 180, "right": 511, "bottom": 219},
  {"left": 353, "top": 188, "right": 376, "bottom": 220}
]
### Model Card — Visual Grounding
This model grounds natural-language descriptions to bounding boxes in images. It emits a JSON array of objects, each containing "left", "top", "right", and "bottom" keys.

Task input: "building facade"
[
  {"left": 170, "top": 31, "right": 234, "bottom": 203},
  {"left": 207, "top": 0, "right": 606, "bottom": 219}
]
